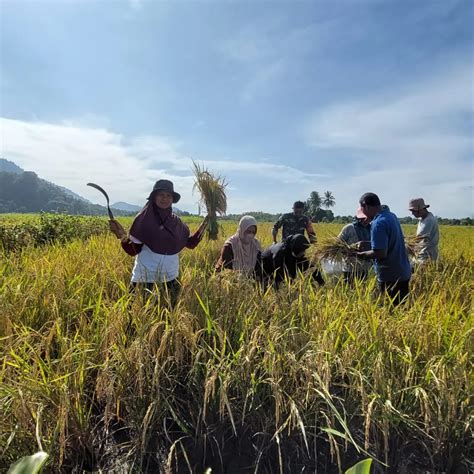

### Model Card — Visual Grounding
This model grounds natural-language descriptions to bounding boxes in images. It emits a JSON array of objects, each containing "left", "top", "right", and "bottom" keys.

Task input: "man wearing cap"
[
  {"left": 272, "top": 201, "right": 317, "bottom": 244},
  {"left": 356, "top": 192, "right": 411, "bottom": 305},
  {"left": 409, "top": 198, "right": 439, "bottom": 263}
]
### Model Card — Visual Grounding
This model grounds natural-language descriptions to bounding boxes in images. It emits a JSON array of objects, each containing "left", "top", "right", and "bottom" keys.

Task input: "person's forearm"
[
  {"left": 307, "top": 222, "right": 316, "bottom": 243},
  {"left": 187, "top": 217, "right": 208, "bottom": 249},
  {"left": 272, "top": 229, "right": 278, "bottom": 243},
  {"left": 357, "top": 249, "right": 386, "bottom": 259},
  {"left": 186, "top": 230, "right": 203, "bottom": 249},
  {"left": 121, "top": 238, "right": 142, "bottom": 256},
  {"left": 357, "top": 250, "right": 376, "bottom": 259}
]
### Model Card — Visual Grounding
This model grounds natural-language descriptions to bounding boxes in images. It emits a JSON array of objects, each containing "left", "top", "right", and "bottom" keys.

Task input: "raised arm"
[
  {"left": 306, "top": 219, "right": 317, "bottom": 243},
  {"left": 272, "top": 216, "right": 283, "bottom": 244},
  {"left": 186, "top": 215, "right": 209, "bottom": 249}
]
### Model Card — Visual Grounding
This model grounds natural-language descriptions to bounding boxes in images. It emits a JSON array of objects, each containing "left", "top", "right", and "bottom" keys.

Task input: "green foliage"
[
  {"left": 306, "top": 190, "right": 322, "bottom": 219},
  {"left": 223, "top": 211, "right": 280, "bottom": 222},
  {"left": 0, "top": 213, "right": 108, "bottom": 252},
  {"left": 306, "top": 191, "right": 336, "bottom": 221},
  {"left": 322, "top": 190, "right": 336, "bottom": 209},
  {"left": 7, "top": 452, "right": 48, "bottom": 474},
  {"left": 345, "top": 458, "right": 372, "bottom": 474}
]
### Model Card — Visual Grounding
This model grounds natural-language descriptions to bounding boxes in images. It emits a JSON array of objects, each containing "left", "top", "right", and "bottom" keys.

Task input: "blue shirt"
[{"left": 371, "top": 209, "right": 411, "bottom": 282}]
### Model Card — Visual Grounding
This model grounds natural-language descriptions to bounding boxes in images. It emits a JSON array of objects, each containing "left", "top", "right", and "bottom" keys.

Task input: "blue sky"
[{"left": 1, "top": 0, "right": 473, "bottom": 217}]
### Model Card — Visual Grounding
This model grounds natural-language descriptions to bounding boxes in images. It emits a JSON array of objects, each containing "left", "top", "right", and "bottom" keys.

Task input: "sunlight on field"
[{"left": 1, "top": 216, "right": 472, "bottom": 472}]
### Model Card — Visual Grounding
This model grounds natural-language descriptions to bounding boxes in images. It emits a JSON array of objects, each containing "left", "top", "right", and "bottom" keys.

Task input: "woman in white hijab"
[{"left": 215, "top": 215, "right": 262, "bottom": 276}]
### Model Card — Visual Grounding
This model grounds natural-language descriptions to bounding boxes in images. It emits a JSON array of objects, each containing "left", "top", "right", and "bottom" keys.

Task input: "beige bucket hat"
[{"left": 408, "top": 198, "right": 430, "bottom": 211}]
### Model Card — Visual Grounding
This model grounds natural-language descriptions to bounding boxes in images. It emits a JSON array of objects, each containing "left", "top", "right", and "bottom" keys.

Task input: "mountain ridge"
[
  {"left": 0, "top": 158, "right": 134, "bottom": 215},
  {"left": 0, "top": 158, "right": 188, "bottom": 216}
]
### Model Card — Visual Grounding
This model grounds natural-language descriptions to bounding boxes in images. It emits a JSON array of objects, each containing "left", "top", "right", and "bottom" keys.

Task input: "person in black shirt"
[{"left": 261, "top": 234, "right": 324, "bottom": 288}]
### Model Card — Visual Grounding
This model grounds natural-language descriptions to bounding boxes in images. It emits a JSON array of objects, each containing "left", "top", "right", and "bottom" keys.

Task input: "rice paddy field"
[{"left": 1, "top": 215, "right": 473, "bottom": 473}]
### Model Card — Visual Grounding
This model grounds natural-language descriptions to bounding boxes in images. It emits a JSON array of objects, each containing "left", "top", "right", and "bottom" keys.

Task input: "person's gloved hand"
[{"left": 109, "top": 219, "right": 127, "bottom": 240}]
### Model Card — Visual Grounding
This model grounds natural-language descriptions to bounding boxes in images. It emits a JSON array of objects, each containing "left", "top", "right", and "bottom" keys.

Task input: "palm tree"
[
  {"left": 306, "top": 191, "right": 322, "bottom": 220},
  {"left": 322, "top": 191, "right": 336, "bottom": 209}
]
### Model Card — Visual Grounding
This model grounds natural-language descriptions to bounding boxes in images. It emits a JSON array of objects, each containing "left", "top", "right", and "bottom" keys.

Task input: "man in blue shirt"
[{"left": 356, "top": 192, "right": 411, "bottom": 305}]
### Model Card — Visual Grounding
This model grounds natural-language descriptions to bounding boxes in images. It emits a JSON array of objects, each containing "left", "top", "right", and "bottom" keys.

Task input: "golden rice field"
[{"left": 1, "top": 216, "right": 473, "bottom": 473}]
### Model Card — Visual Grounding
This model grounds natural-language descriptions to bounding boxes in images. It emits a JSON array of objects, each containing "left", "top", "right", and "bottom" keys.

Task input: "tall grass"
[{"left": 0, "top": 220, "right": 472, "bottom": 472}]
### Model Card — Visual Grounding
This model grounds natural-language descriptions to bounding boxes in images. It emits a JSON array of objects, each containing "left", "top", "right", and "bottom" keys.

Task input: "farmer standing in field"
[
  {"left": 408, "top": 197, "right": 439, "bottom": 263},
  {"left": 109, "top": 179, "right": 208, "bottom": 307},
  {"left": 338, "top": 208, "right": 372, "bottom": 282},
  {"left": 272, "top": 201, "right": 317, "bottom": 244},
  {"left": 215, "top": 215, "right": 263, "bottom": 278},
  {"left": 356, "top": 192, "right": 411, "bottom": 305}
]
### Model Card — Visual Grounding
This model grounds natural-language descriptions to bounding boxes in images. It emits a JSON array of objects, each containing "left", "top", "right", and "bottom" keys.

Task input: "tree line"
[{"left": 225, "top": 190, "right": 473, "bottom": 225}]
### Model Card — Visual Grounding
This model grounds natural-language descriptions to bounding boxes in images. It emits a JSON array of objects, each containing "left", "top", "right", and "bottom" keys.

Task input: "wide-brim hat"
[
  {"left": 408, "top": 198, "right": 429, "bottom": 211},
  {"left": 149, "top": 179, "right": 181, "bottom": 203}
]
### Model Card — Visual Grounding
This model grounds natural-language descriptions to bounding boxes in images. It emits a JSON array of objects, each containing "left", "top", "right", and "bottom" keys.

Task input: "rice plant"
[
  {"left": 192, "top": 162, "right": 227, "bottom": 240},
  {"left": 314, "top": 235, "right": 357, "bottom": 261},
  {"left": 0, "top": 219, "right": 472, "bottom": 472}
]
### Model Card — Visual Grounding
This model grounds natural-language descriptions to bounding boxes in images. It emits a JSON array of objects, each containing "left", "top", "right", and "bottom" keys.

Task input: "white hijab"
[{"left": 226, "top": 215, "right": 261, "bottom": 273}]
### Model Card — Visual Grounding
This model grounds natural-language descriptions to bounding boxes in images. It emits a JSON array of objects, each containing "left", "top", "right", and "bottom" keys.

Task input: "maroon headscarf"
[{"left": 129, "top": 201, "right": 190, "bottom": 255}]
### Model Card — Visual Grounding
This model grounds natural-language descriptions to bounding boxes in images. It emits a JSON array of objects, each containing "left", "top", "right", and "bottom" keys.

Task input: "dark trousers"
[
  {"left": 130, "top": 279, "right": 181, "bottom": 308},
  {"left": 378, "top": 280, "right": 410, "bottom": 306}
]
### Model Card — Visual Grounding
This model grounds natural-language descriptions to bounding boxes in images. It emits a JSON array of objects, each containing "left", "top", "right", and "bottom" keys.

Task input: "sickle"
[{"left": 87, "top": 182, "right": 114, "bottom": 219}]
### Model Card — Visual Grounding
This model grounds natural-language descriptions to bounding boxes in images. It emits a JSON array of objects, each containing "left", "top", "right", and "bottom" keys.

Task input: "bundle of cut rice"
[
  {"left": 316, "top": 234, "right": 425, "bottom": 262},
  {"left": 404, "top": 234, "right": 425, "bottom": 259},
  {"left": 314, "top": 236, "right": 358, "bottom": 262},
  {"left": 192, "top": 161, "right": 228, "bottom": 240}
]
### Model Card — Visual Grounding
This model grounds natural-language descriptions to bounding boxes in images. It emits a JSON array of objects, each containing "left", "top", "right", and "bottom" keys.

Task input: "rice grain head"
[{"left": 192, "top": 161, "right": 228, "bottom": 240}]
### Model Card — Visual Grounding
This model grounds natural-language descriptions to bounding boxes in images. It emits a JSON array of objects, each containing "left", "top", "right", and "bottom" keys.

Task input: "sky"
[{"left": 0, "top": 0, "right": 473, "bottom": 218}]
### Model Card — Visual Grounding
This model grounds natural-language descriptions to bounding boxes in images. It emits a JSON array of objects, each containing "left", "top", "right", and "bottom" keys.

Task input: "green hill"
[{"left": 0, "top": 170, "right": 132, "bottom": 216}]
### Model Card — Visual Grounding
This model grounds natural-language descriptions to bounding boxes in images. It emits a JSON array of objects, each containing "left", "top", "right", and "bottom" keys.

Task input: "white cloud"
[
  {"left": 303, "top": 63, "right": 474, "bottom": 218},
  {"left": 0, "top": 117, "right": 323, "bottom": 213}
]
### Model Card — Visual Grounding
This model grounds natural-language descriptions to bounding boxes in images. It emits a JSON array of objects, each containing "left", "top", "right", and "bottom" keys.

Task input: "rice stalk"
[
  {"left": 314, "top": 236, "right": 357, "bottom": 262},
  {"left": 1, "top": 219, "right": 472, "bottom": 472},
  {"left": 404, "top": 234, "right": 425, "bottom": 259},
  {"left": 316, "top": 234, "right": 425, "bottom": 262},
  {"left": 192, "top": 161, "right": 227, "bottom": 240}
]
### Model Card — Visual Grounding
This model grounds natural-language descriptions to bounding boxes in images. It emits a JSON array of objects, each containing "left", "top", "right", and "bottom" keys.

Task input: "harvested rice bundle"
[
  {"left": 405, "top": 234, "right": 425, "bottom": 259},
  {"left": 314, "top": 236, "right": 357, "bottom": 262},
  {"left": 192, "top": 161, "right": 228, "bottom": 240}
]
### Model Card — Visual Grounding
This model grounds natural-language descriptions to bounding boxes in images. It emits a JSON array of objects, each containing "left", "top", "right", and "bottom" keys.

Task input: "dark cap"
[
  {"left": 149, "top": 179, "right": 181, "bottom": 203},
  {"left": 293, "top": 200, "right": 305, "bottom": 209}
]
